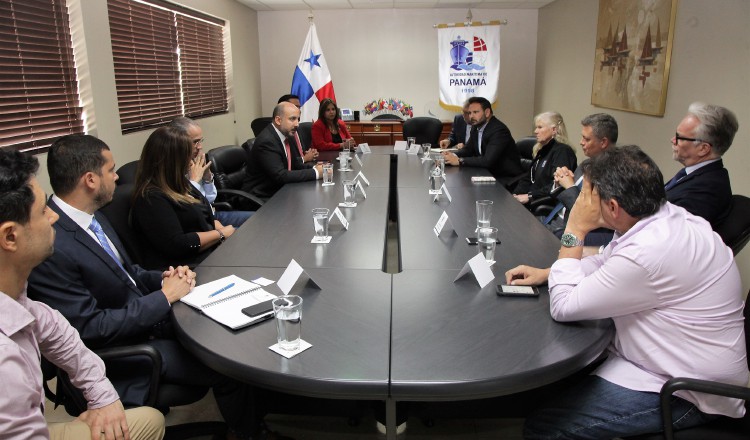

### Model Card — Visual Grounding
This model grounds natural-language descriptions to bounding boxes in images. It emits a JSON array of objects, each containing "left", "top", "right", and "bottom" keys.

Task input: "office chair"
[
  {"left": 515, "top": 136, "right": 536, "bottom": 172},
  {"left": 99, "top": 183, "right": 147, "bottom": 266},
  {"left": 251, "top": 117, "right": 273, "bottom": 136},
  {"left": 297, "top": 122, "right": 313, "bottom": 150},
  {"left": 206, "top": 145, "right": 264, "bottom": 211},
  {"left": 116, "top": 160, "right": 139, "bottom": 185},
  {"left": 714, "top": 194, "right": 750, "bottom": 255},
  {"left": 43, "top": 345, "right": 227, "bottom": 440},
  {"left": 402, "top": 116, "right": 443, "bottom": 147},
  {"left": 626, "top": 291, "right": 750, "bottom": 440}
]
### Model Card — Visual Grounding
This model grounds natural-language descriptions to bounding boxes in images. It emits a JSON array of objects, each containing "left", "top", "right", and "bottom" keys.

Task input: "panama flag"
[{"left": 291, "top": 23, "right": 336, "bottom": 122}]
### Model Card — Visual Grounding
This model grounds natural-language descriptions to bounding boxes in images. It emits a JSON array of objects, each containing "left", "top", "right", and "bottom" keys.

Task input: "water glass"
[
  {"left": 429, "top": 167, "right": 443, "bottom": 193},
  {"left": 273, "top": 295, "right": 303, "bottom": 351},
  {"left": 431, "top": 153, "right": 445, "bottom": 176},
  {"left": 338, "top": 152, "right": 350, "bottom": 171},
  {"left": 322, "top": 163, "right": 333, "bottom": 184},
  {"left": 342, "top": 179, "right": 356, "bottom": 206},
  {"left": 312, "top": 208, "right": 329, "bottom": 238},
  {"left": 407, "top": 137, "right": 416, "bottom": 149},
  {"left": 478, "top": 227, "right": 498, "bottom": 263},
  {"left": 476, "top": 200, "right": 493, "bottom": 230},
  {"left": 422, "top": 142, "right": 432, "bottom": 156}
]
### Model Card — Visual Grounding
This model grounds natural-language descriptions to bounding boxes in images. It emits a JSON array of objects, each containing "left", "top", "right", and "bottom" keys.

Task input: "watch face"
[{"left": 561, "top": 233, "right": 580, "bottom": 247}]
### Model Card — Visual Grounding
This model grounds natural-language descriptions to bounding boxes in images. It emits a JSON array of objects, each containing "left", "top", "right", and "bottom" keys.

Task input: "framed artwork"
[{"left": 591, "top": 0, "right": 678, "bottom": 116}]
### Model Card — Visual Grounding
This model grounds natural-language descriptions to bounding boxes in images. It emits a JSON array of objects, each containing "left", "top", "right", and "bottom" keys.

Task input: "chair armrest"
[
  {"left": 95, "top": 344, "right": 163, "bottom": 407},
  {"left": 213, "top": 201, "right": 233, "bottom": 212},
  {"left": 529, "top": 196, "right": 556, "bottom": 217},
  {"left": 216, "top": 188, "right": 264, "bottom": 210},
  {"left": 659, "top": 377, "right": 750, "bottom": 440}
]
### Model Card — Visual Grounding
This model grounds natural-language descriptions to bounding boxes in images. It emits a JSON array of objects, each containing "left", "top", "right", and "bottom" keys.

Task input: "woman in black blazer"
[{"left": 131, "top": 126, "right": 235, "bottom": 269}]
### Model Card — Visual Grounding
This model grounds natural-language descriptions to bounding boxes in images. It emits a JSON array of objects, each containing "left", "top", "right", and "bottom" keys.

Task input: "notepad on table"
[{"left": 180, "top": 275, "right": 277, "bottom": 330}]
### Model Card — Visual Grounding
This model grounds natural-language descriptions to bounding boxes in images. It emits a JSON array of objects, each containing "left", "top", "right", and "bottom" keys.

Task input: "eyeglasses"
[
  {"left": 673, "top": 133, "right": 704, "bottom": 144},
  {"left": 192, "top": 138, "right": 205, "bottom": 145}
]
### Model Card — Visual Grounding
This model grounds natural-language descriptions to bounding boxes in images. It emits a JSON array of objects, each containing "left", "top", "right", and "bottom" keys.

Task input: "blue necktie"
[
  {"left": 664, "top": 168, "right": 687, "bottom": 191},
  {"left": 89, "top": 217, "right": 128, "bottom": 275}
]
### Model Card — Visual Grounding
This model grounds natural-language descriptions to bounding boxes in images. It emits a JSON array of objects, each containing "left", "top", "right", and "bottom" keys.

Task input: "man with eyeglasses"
[
  {"left": 666, "top": 102, "right": 737, "bottom": 228},
  {"left": 169, "top": 117, "right": 253, "bottom": 228}
]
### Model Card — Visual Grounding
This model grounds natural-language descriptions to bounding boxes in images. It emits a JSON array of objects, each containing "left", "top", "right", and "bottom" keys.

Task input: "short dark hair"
[
  {"left": 467, "top": 96, "right": 493, "bottom": 114},
  {"left": 687, "top": 102, "right": 738, "bottom": 156},
  {"left": 581, "top": 145, "right": 665, "bottom": 219},
  {"left": 278, "top": 94, "right": 300, "bottom": 104},
  {"left": 581, "top": 113, "right": 618, "bottom": 144},
  {"left": 48, "top": 135, "right": 110, "bottom": 196},
  {"left": 0, "top": 150, "right": 40, "bottom": 225}
]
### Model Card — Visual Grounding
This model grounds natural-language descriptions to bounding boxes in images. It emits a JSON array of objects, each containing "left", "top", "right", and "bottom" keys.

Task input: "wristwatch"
[
  {"left": 560, "top": 232, "right": 584, "bottom": 248},
  {"left": 218, "top": 230, "right": 226, "bottom": 243},
  {"left": 458, "top": 157, "right": 465, "bottom": 166}
]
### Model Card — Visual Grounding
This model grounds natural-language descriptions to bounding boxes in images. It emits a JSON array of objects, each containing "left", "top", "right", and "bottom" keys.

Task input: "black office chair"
[
  {"left": 251, "top": 117, "right": 273, "bottom": 136},
  {"left": 714, "top": 195, "right": 750, "bottom": 256},
  {"left": 206, "top": 145, "right": 264, "bottom": 211},
  {"left": 297, "top": 121, "right": 313, "bottom": 151},
  {"left": 372, "top": 114, "right": 403, "bottom": 121},
  {"left": 99, "top": 183, "right": 148, "bottom": 266},
  {"left": 402, "top": 116, "right": 443, "bottom": 147},
  {"left": 515, "top": 136, "right": 536, "bottom": 172},
  {"left": 43, "top": 345, "right": 226, "bottom": 440},
  {"left": 626, "top": 292, "right": 750, "bottom": 440},
  {"left": 116, "top": 160, "right": 139, "bottom": 185}
]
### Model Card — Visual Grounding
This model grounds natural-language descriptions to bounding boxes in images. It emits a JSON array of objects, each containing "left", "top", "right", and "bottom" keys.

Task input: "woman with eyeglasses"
[
  {"left": 131, "top": 126, "right": 235, "bottom": 270},
  {"left": 311, "top": 98, "right": 355, "bottom": 151},
  {"left": 513, "top": 111, "right": 577, "bottom": 205}
]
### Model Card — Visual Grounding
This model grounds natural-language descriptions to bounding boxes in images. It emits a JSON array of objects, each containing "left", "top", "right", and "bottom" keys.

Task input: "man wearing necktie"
[
  {"left": 242, "top": 102, "right": 322, "bottom": 200},
  {"left": 28, "top": 135, "right": 269, "bottom": 439},
  {"left": 441, "top": 96, "right": 523, "bottom": 185},
  {"left": 664, "top": 102, "right": 737, "bottom": 228}
]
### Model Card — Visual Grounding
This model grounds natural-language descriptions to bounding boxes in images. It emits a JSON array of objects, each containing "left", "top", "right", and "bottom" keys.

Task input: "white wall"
[
  {"left": 257, "top": 8, "right": 539, "bottom": 138},
  {"left": 35, "top": 0, "right": 262, "bottom": 193},
  {"left": 535, "top": 0, "right": 750, "bottom": 291}
]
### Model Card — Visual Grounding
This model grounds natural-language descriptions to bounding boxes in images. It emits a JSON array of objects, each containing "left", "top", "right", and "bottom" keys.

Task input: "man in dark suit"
[
  {"left": 441, "top": 96, "right": 523, "bottom": 184},
  {"left": 27, "top": 135, "right": 269, "bottom": 440},
  {"left": 439, "top": 100, "right": 470, "bottom": 149},
  {"left": 665, "top": 102, "right": 738, "bottom": 228},
  {"left": 278, "top": 94, "right": 318, "bottom": 163},
  {"left": 243, "top": 102, "right": 322, "bottom": 200}
]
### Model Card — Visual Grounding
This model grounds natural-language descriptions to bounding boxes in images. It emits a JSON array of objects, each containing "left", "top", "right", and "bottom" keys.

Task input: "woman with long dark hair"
[{"left": 311, "top": 98, "right": 355, "bottom": 151}]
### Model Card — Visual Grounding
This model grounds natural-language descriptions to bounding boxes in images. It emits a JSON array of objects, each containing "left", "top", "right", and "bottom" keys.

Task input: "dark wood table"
[{"left": 172, "top": 149, "right": 614, "bottom": 439}]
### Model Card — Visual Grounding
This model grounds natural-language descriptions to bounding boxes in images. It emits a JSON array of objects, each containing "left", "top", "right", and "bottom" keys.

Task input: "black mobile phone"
[
  {"left": 241, "top": 299, "right": 275, "bottom": 318},
  {"left": 466, "top": 237, "right": 501, "bottom": 246},
  {"left": 496, "top": 285, "right": 540, "bottom": 297}
]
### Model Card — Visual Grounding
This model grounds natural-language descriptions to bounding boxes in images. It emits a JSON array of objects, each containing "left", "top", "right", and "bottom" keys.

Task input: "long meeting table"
[{"left": 172, "top": 146, "right": 614, "bottom": 439}]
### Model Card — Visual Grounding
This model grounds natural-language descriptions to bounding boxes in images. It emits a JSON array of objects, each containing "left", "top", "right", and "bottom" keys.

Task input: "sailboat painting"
[{"left": 591, "top": 0, "right": 677, "bottom": 116}]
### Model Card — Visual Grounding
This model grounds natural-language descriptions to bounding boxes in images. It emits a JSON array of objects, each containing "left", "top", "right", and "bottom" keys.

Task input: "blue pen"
[{"left": 208, "top": 282, "right": 235, "bottom": 298}]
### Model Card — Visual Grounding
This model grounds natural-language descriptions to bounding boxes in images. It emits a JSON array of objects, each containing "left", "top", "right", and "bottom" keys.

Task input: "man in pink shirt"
[
  {"left": 511, "top": 146, "right": 747, "bottom": 439},
  {"left": 0, "top": 150, "right": 164, "bottom": 439}
]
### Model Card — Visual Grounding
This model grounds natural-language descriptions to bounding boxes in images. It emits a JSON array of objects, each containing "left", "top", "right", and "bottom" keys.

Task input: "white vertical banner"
[{"left": 438, "top": 25, "right": 501, "bottom": 111}]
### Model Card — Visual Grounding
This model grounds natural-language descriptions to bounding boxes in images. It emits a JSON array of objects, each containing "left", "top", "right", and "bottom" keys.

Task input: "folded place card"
[
  {"left": 354, "top": 170, "right": 370, "bottom": 186},
  {"left": 338, "top": 202, "right": 357, "bottom": 208},
  {"left": 356, "top": 181, "right": 367, "bottom": 199},
  {"left": 394, "top": 140, "right": 408, "bottom": 151},
  {"left": 330, "top": 207, "right": 349, "bottom": 230},
  {"left": 407, "top": 144, "right": 421, "bottom": 155},
  {"left": 358, "top": 143, "right": 371, "bottom": 154},
  {"left": 278, "top": 259, "right": 320, "bottom": 295},
  {"left": 433, "top": 211, "right": 456, "bottom": 237},
  {"left": 311, "top": 236, "right": 332, "bottom": 244},
  {"left": 454, "top": 253, "right": 495, "bottom": 289},
  {"left": 354, "top": 154, "right": 363, "bottom": 167}
]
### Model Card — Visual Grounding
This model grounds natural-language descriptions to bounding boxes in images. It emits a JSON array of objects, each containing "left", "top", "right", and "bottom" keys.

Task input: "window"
[
  {"left": 0, "top": 0, "right": 84, "bottom": 153},
  {"left": 107, "top": 0, "right": 227, "bottom": 133}
]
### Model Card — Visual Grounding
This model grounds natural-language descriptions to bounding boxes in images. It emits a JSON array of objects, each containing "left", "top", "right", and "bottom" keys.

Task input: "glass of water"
[
  {"left": 478, "top": 227, "right": 498, "bottom": 263},
  {"left": 338, "top": 152, "right": 350, "bottom": 171},
  {"left": 476, "top": 200, "right": 494, "bottom": 231},
  {"left": 273, "top": 295, "right": 303, "bottom": 351},
  {"left": 407, "top": 137, "right": 416, "bottom": 149},
  {"left": 342, "top": 179, "right": 356, "bottom": 206},
  {"left": 312, "top": 208, "right": 329, "bottom": 238},
  {"left": 422, "top": 142, "right": 432, "bottom": 156},
  {"left": 322, "top": 163, "right": 333, "bottom": 184},
  {"left": 431, "top": 153, "right": 445, "bottom": 176}
]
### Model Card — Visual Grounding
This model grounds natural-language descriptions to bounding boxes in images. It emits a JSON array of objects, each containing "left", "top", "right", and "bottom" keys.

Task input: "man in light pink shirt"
[
  {"left": 0, "top": 150, "right": 164, "bottom": 440},
  {"left": 512, "top": 146, "right": 747, "bottom": 439}
]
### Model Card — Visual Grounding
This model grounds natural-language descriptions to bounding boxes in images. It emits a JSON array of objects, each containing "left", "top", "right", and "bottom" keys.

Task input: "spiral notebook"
[{"left": 180, "top": 275, "right": 277, "bottom": 330}]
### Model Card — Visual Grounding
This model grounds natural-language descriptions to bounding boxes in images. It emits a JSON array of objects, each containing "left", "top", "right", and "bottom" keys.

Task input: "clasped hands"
[
  {"left": 441, "top": 151, "right": 460, "bottom": 166},
  {"left": 189, "top": 154, "right": 212, "bottom": 183},
  {"left": 162, "top": 265, "right": 196, "bottom": 303},
  {"left": 553, "top": 166, "right": 575, "bottom": 189}
]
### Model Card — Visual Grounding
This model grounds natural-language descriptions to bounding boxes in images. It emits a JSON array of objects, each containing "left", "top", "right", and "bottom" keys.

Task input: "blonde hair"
[{"left": 532, "top": 111, "right": 570, "bottom": 157}]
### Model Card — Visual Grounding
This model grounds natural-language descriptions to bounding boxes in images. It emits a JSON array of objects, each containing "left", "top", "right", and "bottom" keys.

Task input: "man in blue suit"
[
  {"left": 27, "top": 135, "right": 268, "bottom": 440},
  {"left": 439, "top": 100, "right": 470, "bottom": 150},
  {"left": 665, "top": 102, "right": 738, "bottom": 228}
]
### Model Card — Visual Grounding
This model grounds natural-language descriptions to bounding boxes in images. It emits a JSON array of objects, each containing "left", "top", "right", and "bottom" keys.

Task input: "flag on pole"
[{"left": 291, "top": 23, "right": 336, "bottom": 122}]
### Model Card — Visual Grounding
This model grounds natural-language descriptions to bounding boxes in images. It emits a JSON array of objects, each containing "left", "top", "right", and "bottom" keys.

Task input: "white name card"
[
  {"left": 355, "top": 180, "right": 367, "bottom": 199},
  {"left": 358, "top": 143, "right": 371, "bottom": 154},
  {"left": 354, "top": 170, "right": 370, "bottom": 186},
  {"left": 354, "top": 154, "right": 363, "bottom": 167},
  {"left": 278, "top": 259, "right": 321, "bottom": 295},
  {"left": 453, "top": 253, "right": 495, "bottom": 289},
  {"left": 432, "top": 211, "right": 455, "bottom": 237},
  {"left": 330, "top": 207, "right": 349, "bottom": 230},
  {"left": 407, "top": 144, "right": 421, "bottom": 155},
  {"left": 394, "top": 140, "right": 408, "bottom": 151}
]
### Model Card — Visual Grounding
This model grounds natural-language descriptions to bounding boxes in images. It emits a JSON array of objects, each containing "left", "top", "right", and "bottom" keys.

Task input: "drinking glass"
[
  {"left": 312, "top": 208, "right": 329, "bottom": 238},
  {"left": 476, "top": 200, "right": 493, "bottom": 230},
  {"left": 273, "top": 295, "right": 303, "bottom": 351},
  {"left": 322, "top": 163, "right": 333, "bottom": 184},
  {"left": 478, "top": 227, "right": 498, "bottom": 263},
  {"left": 342, "top": 179, "right": 356, "bottom": 206}
]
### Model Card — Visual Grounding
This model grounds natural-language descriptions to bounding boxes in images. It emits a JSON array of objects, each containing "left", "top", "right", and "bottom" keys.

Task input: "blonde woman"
[{"left": 513, "top": 111, "right": 577, "bottom": 204}]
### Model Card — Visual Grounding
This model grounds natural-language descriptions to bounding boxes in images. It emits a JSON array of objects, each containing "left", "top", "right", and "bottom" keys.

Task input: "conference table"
[{"left": 173, "top": 146, "right": 614, "bottom": 439}]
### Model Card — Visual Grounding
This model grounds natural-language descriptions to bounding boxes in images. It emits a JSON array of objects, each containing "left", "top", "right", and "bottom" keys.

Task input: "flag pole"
[{"left": 433, "top": 9, "right": 508, "bottom": 28}]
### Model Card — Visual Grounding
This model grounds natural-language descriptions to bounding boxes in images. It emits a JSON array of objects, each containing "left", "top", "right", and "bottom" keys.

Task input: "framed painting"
[{"left": 591, "top": 0, "right": 678, "bottom": 116}]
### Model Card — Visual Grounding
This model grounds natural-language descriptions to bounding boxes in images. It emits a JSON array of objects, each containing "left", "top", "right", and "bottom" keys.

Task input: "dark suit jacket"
[
  {"left": 447, "top": 114, "right": 469, "bottom": 147},
  {"left": 666, "top": 160, "right": 732, "bottom": 228},
  {"left": 455, "top": 116, "right": 523, "bottom": 183},
  {"left": 242, "top": 123, "right": 317, "bottom": 200}
]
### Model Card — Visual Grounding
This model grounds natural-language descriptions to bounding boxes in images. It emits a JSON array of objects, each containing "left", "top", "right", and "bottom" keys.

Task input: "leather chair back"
[
  {"left": 515, "top": 136, "right": 536, "bottom": 171},
  {"left": 402, "top": 117, "right": 443, "bottom": 147},
  {"left": 206, "top": 145, "right": 247, "bottom": 191},
  {"left": 99, "top": 183, "right": 146, "bottom": 266},
  {"left": 116, "top": 160, "right": 139, "bottom": 186},
  {"left": 372, "top": 114, "right": 403, "bottom": 121},
  {"left": 297, "top": 122, "right": 313, "bottom": 151},
  {"left": 251, "top": 117, "right": 273, "bottom": 136},
  {"left": 714, "top": 194, "right": 750, "bottom": 255}
]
